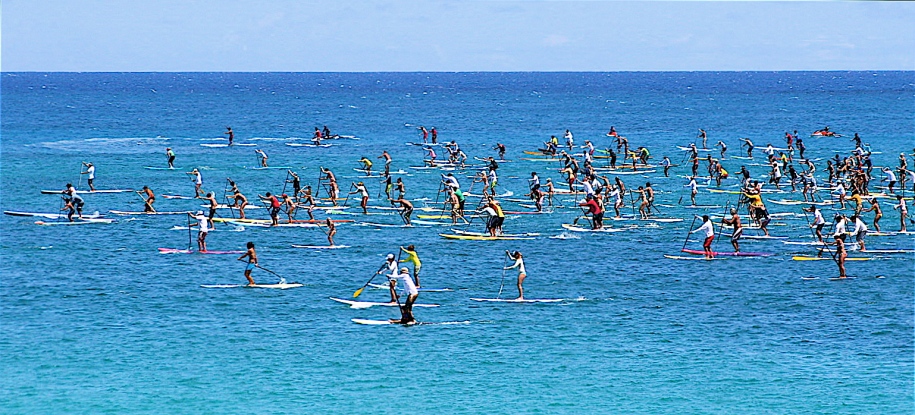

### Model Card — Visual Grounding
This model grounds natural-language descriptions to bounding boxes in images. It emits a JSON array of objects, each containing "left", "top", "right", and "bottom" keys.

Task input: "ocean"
[{"left": 1, "top": 72, "right": 913, "bottom": 414}]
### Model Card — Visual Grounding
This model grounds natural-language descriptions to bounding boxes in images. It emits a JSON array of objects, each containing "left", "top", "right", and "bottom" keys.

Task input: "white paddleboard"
[
  {"left": 470, "top": 298, "right": 563, "bottom": 303},
  {"left": 290, "top": 244, "right": 351, "bottom": 249},
  {"left": 329, "top": 297, "right": 440, "bottom": 308},
  {"left": 351, "top": 318, "right": 470, "bottom": 326},
  {"left": 201, "top": 283, "right": 303, "bottom": 289}
]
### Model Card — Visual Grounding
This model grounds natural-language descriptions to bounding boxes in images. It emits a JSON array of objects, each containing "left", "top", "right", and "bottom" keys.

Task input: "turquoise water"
[{"left": 1, "top": 72, "right": 913, "bottom": 414}]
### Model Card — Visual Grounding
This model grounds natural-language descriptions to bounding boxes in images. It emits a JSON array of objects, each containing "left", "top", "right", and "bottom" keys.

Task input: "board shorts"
[
  {"left": 816, "top": 223, "right": 825, "bottom": 232},
  {"left": 492, "top": 216, "right": 505, "bottom": 228},
  {"left": 856, "top": 231, "right": 866, "bottom": 243},
  {"left": 246, "top": 262, "right": 256, "bottom": 272},
  {"left": 703, "top": 236, "right": 714, "bottom": 248},
  {"left": 731, "top": 227, "right": 743, "bottom": 242}
]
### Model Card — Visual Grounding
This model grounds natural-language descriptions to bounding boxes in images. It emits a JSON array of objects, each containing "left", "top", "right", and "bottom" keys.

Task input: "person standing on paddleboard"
[
  {"left": 803, "top": 205, "right": 826, "bottom": 243},
  {"left": 258, "top": 192, "right": 281, "bottom": 227},
  {"left": 378, "top": 254, "right": 399, "bottom": 303},
  {"left": 378, "top": 150, "right": 392, "bottom": 176},
  {"left": 690, "top": 215, "right": 715, "bottom": 259},
  {"left": 893, "top": 195, "right": 908, "bottom": 233},
  {"left": 389, "top": 267, "right": 418, "bottom": 325},
  {"left": 189, "top": 168, "right": 203, "bottom": 198},
  {"left": 141, "top": 186, "right": 156, "bottom": 213},
  {"left": 204, "top": 192, "right": 219, "bottom": 229},
  {"left": 225, "top": 127, "right": 234, "bottom": 146},
  {"left": 238, "top": 242, "right": 257, "bottom": 286},
  {"left": 189, "top": 211, "right": 210, "bottom": 252},
  {"left": 324, "top": 218, "right": 337, "bottom": 246},
  {"left": 504, "top": 251, "right": 527, "bottom": 300},
  {"left": 399, "top": 245, "right": 422, "bottom": 287},
  {"left": 81, "top": 162, "right": 96, "bottom": 192},
  {"left": 255, "top": 149, "right": 268, "bottom": 168},
  {"left": 166, "top": 147, "right": 176, "bottom": 168},
  {"left": 721, "top": 208, "right": 743, "bottom": 253},
  {"left": 835, "top": 234, "right": 847, "bottom": 279}
]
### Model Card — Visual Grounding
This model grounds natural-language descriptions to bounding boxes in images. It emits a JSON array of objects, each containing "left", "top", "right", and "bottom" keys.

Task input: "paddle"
[
  {"left": 713, "top": 201, "right": 731, "bottom": 251},
  {"left": 497, "top": 251, "right": 508, "bottom": 299},
  {"left": 134, "top": 190, "right": 156, "bottom": 213},
  {"left": 255, "top": 264, "right": 288, "bottom": 284},
  {"left": 681, "top": 215, "right": 697, "bottom": 252},
  {"left": 342, "top": 183, "right": 355, "bottom": 207},
  {"left": 801, "top": 208, "right": 838, "bottom": 264},
  {"left": 353, "top": 263, "right": 389, "bottom": 298},
  {"left": 186, "top": 213, "right": 193, "bottom": 251}
]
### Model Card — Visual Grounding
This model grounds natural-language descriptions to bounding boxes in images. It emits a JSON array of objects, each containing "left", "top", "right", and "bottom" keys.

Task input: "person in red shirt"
[
  {"left": 258, "top": 192, "right": 282, "bottom": 226},
  {"left": 579, "top": 194, "right": 603, "bottom": 229}
]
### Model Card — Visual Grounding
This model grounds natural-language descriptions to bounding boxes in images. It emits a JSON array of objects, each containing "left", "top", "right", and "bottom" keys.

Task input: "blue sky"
[{"left": 3, "top": 1, "right": 914, "bottom": 71}]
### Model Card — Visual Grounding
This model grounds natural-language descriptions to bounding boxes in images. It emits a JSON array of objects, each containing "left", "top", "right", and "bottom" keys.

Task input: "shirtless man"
[
  {"left": 389, "top": 197, "right": 414, "bottom": 225},
  {"left": 238, "top": 242, "right": 257, "bottom": 285},
  {"left": 255, "top": 149, "right": 268, "bottom": 167},
  {"left": 140, "top": 186, "right": 156, "bottom": 212},
  {"left": 225, "top": 126, "right": 234, "bottom": 146},
  {"left": 301, "top": 186, "right": 317, "bottom": 220},
  {"left": 721, "top": 208, "right": 743, "bottom": 252},
  {"left": 378, "top": 150, "right": 392, "bottom": 176},
  {"left": 204, "top": 192, "right": 219, "bottom": 229}
]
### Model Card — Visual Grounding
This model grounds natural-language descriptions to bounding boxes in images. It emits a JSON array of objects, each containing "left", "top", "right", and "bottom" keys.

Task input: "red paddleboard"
[
  {"left": 158, "top": 248, "right": 244, "bottom": 254},
  {"left": 681, "top": 248, "right": 772, "bottom": 257}
]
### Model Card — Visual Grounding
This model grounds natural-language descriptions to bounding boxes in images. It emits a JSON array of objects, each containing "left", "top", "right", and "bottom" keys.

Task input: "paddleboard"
[
  {"left": 246, "top": 166, "right": 293, "bottom": 170},
  {"left": 34, "top": 219, "right": 115, "bottom": 226},
  {"left": 161, "top": 194, "right": 197, "bottom": 200},
  {"left": 201, "top": 283, "right": 303, "bottom": 289},
  {"left": 792, "top": 256, "right": 874, "bottom": 261},
  {"left": 158, "top": 248, "right": 244, "bottom": 254},
  {"left": 857, "top": 249, "right": 913, "bottom": 254},
  {"left": 367, "top": 283, "right": 453, "bottom": 292},
  {"left": 470, "top": 298, "right": 563, "bottom": 303},
  {"left": 351, "top": 318, "right": 470, "bottom": 326},
  {"left": 144, "top": 166, "right": 176, "bottom": 170},
  {"left": 439, "top": 233, "right": 534, "bottom": 241},
  {"left": 741, "top": 235, "right": 788, "bottom": 240},
  {"left": 560, "top": 224, "right": 626, "bottom": 233},
  {"left": 290, "top": 245, "right": 351, "bottom": 249},
  {"left": 41, "top": 189, "right": 133, "bottom": 194},
  {"left": 663, "top": 255, "right": 719, "bottom": 260},
  {"left": 681, "top": 248, "right": 772, "bottom": 257},
  {"left": 329, "top": 297, "right": 440, "bottom": 308},
  {"left": 109, "top": 210, "right": 188, "bottom": 215},
  {"left": 4, "top": 211, "right": 104, "bottom": 219},
  {"left": 286, "top": 143, "right": 332, "bottom": 147}
]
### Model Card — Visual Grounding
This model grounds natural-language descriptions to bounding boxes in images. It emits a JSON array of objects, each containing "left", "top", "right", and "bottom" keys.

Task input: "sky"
[{"left": 2, "top": 1, "right": 914, "bottom": 72}]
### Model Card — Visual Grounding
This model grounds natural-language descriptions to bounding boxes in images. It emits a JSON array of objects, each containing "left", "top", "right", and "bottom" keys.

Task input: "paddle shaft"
[{"left": 682, "top": 215, "right": 697, "bottom": 251}]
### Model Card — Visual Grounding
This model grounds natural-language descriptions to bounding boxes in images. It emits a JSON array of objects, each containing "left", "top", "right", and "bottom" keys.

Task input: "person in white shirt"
[
  {"left": 188, "top": 168, "right": 203, "bottom": 198},
  {"left": 389, "top": 267, "right": 418, "bottom": 325},
  {"left": 690, "top": 215, "right": 715, "bottom": 258},
  {"left": 685, "top": 176, "right": 698, "bottom": 206},
  {"left": 849, "top": 214, "right": 868, "bottom": 251},
  {"left": 528, "top": 172, "right": 540, "bottom": 190},
  {"left": 882, "top": 167, "right": 897, "bottom": 193},
  {"left": 188, "top": 211, "right": 210, "bottom": 252},
  {"left": 504, "top": 250, "right": 527, "bottom": 300},
  {"left": 564, "top": 130, "right": 574, "bottom": 150},
  {"left": 81, "top": 162, "right": 96, "bottom": 191}
]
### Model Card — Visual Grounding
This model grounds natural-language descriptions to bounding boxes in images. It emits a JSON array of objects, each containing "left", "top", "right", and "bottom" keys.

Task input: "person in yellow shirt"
[{"left": 400, "top": 245, "right": 422, "bottom": 287}]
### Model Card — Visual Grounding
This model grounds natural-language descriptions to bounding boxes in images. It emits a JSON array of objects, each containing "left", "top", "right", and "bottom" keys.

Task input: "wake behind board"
[
  {"left": 34, "top": 219, "right": 115, "bottom": 226},
  {"left": 5, "top": 211, "right": 104, "bottom": 219},
  {"left": 470, "top": 298, "right": 563, "bottom": 303},
  {"left": 201, "top": 282, "right": 303, "bottom": 289},
  {"left": 329, "top": 297, "right": 440, "bottom": 308}
]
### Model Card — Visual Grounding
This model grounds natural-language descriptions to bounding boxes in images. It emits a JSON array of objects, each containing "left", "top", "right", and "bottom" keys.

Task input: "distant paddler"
[
  {"left": 204, "top": 192, "right": 219, "bottom": 228},
  {"left": 744, "top": 188, "right": 771, "bottom": 236},
  {"left": 227, "top": 180, "right": 249, "bottom": 219},
  {"left": 238, "top": 242, "right": 257, "bottom": 286},
  {"left": 684, "top": 176, "right": 698, "bottom": 206},
  {"left": 504, "top": 250, "right": 527, "bottom": 300},
  {"left": 738, "top": 138, "right": 754, "bottom": 158},
  {"left": 721, "top": 208, "right": 743, "bottom": 253},
  {"left": 607, "top": 126, "right": 618, "bottom": 137},
  {"left": 281, "top": 193, "right": 296, "bottom": 222},
  {"left": 424, "top": 146, "right": 437, "bottom": 167},
  {"left": 399, "top": 245, "right": 422, "bottom": 287},
  {"left": 802, "top": 205, "right": 827, "bottom": 243},
  {"left": 80, "top": 162, "right": 97, "bottom": 192},
  {"left": 881, "top": 167, "right": 897, "bottom": 194},
  {"left": 320, "top": 167, "right": 340, "bottom": 206},
  {"left": 716, "top": 140, "right": 727, "bottom": 159},
  {"left": 378, "top": 254, "right": 399, "bottom": 302},
  {"left": 325, "top": 217, "right": 337, "bottom": 246},
  {"left": 564, "top": 129, "right": 574, "bottom": 150},
  {"left": 389, "top": 197, "right": 414, "bottom": 225},
  {"left": 188, "top": 168, "right": 203, "bottom": 198},
  {"left": 892, "top": 195, "right": 908, "bottom": 232},
  {"left": 690, "top": 215, "right": 715, "bottom": 259},
  {"left": 286, "top": 171, "right": 301, "bottom": 202},
  {"left": 348, "top": 182, "right": 369, "bottom": 214},
  {"left": 166, "top": 147, "right": 176, "bottom": 168},
  {"left": 258, "top": 192, "right": 281, "bottom": 226},
  {"left": 61, "top": 191, "right": 85, "bottom": 221},
  {"left": 312, "top": 127, "right": 323, "bottom": 144},
  {"left": 378, "top": 150, "right": 392, "bottom": 176},
  {"left": 441, "top": 173, "right": 460, "bottom": 190},
  {"left": 225, "top": 126, "right": 234, "bottom": 146},
  {"left": 358, "top": 156, "right": 373, "bottom": 176},
  {"left": 494, "top": 143, "right": 506, "bottom": 160},
  {"left": 863, "top": 197, "right": 882, "bottom": 232},
  {"left": 444, "top": 188, "right": 461, "bottom": 224},
  {"left": 849, "top": 214, "right": 868, "bottom": 252},
  {"left": 140, "top": 186, "right": 156, "bottom": 212},
  {"left": 698, "top": 128, "right": 708, "bottom": 149},
  {"left": 835, "top": 234, "right": 847, "bottom": 279},
  {"left": 188, "top": 211, "right": 210, "bottom": 252},
  {"left": 486, "top": 198, "right": 505, "bottom": 237},
  {"left": 255, "top": 149, "right": 268, "bottom": 168},
  {"left": 632, "top": 186, "right": 649, "bottom": 220},
  {"left": 301, "top": 186, "right": 317, "bottom": 220}
]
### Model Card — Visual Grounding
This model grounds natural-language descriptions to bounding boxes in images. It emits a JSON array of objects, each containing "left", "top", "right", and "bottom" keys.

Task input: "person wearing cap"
[
  {"left": 188, "top": 210, "right": 210, "bottom": 252},
  {"left": 721, "top": 208, "right": 743, "bottom": 253},
  {"left": 377, "top": 253, "right": 399, "bottom": 302},
  {"left": 803, "top": 205, "right": 826, "bottom": 243},
  {"left": 690, "top": 215, "right": 715, "bottom": 259},
  {"left": 504, "top": 250, "right": 527, "bottom": 300},
  {"left": 188, "top": 168, "right": 203, "bottom": 198},
  {"left": 166, "top": 147, "right": 176, "bottom": 168},
  {"left": 892, "top": 195, "right": 908, "bottom": 233},
  {"left": 238, "top": 242, "right": 257, "bottom": 285},
  {"left": 81, "top": 162, "right": 96, "bottom": 191},
  {"left": 389, "top": 266, "right": 419, "bottom": 324}
]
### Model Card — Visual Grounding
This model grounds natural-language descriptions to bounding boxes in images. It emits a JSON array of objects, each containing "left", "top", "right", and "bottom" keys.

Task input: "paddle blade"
[{"left": 353, "top": 287, "right": 365, "bottom": 298}]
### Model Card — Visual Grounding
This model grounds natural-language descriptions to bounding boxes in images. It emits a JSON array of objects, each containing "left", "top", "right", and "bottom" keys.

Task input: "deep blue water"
[{"left": 1, "top": 72, "right": 913, "bottom": 414}]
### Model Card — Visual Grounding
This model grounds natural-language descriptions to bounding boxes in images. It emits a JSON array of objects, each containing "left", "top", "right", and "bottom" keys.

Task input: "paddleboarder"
[
  {"left": 255, "top": 149, "right": 268, "bottom": 168},
  {"left": 141, "top": 186, "right": 156, "bottom": 212},
  {"left": 803, "top": 205, "right": 827, "bottom": 243},
  {"left": 238, "top": 242, "right": 257, "bottom": 286},
  {"left": 849, "top": 214, "right": 868, "bottom": 252},
  {"left": 325, "top": 217, "right": 336, "bottom": 246},
  {"left": 690, "top": 215, "right": 715, "bottom": 259},
  {"left": 225, "top": 127, "right": 234, "bottom": 145},
  {"left": 893, "top": 195, "right": 908, "bottom": 232},
  {"left": 189, "top": 168, "right": 203, "bottom": 198},
  {"left": 399, "top": 245, "right": 422, "bottom": 287},
  {"left": 349, "top": 182, "right": 369, "bottom": 214},
  {"left": 721, "top": 208, "right": 743, "bottom": 253},
  {"left": 504, "top": 250, "right": 527, "bottom": 300},
  {"left": 835, "top": 234, "right": 847, "bottom": 279},
  {"left": 389, "top": 197, "right": 414, "bottom": 225},
  {"left": 378, "top": 150, "right": 392, "bottom": 176},
  {"left": 166, "top": 147, "right": 176, "bottom": 168},
  {"left": 204, "top": 192, "right": 219, "bottom": 228},
  {"left": 189, "top": 211, "right": 209, "bottom": 252},
  {"left": 389, "top": 267, "right": 418, "bottom": 325},
  {"left": 81, "top": 162, "right": 96, "bottom": 191}
]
